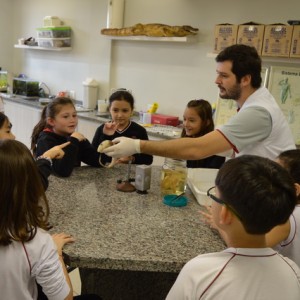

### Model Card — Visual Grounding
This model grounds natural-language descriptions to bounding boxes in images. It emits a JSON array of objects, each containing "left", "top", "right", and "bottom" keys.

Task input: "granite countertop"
[{"left": 46, "top": 165, "right": 225, "bottom": 273}]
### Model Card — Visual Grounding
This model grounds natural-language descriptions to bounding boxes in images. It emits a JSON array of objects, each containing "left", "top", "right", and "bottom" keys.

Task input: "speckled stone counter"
[
  {"left": 46, "top": 165, "right": 225, "bottom": 299},
  {"left": 46, "top": 165, "right": 225, "bottom": 274}
]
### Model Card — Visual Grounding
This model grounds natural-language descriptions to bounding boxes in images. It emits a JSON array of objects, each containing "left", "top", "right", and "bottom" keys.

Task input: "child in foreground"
[
  {"left": 0, "top": 139, "right": 75, "bottom": 299},
  {"left": 201, "top": 149, "right": 300, "bottom": 267},
  {"left": 181, "top": 99, "right": 225, "bottom": 168},
  {"left": 265, "top": 149, "right": 300, "bottom": 266},
  {"left": 31, "top": 97, "right": 101, "bottom": 177},
  {"left": 167, "top": 155, "right": 300, "bottom": 300},
  {"left": 92, "top": 89, "right": 153, "bottom": 166}
]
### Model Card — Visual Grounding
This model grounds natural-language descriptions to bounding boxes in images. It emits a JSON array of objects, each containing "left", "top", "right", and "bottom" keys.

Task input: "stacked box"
[
  {"left": 37, "top": 26, "right": 71, "bottom": 38},
  {"left": 290, "top": 25, "right": 300, "bottom": 58},
  {"left": 36, "top": 26, "right": 71, "bottom": 48},
  {"left": 262, "top": 24, "right": 293, "bottom": 57},
  {"left": 37, "top": 38, "right": 71, "bottom": 48},
  {"left": 213, "top": 24, "right": 238, "bottom": 53},
  {"left": 237, "top": 23, "right": 265, "bottom": 54},
  {"left": 151, "top": 114, "right": 179, "bottom": 126},
  {"left": 43, "top": 16, "right": 62, "bottom": 27}
]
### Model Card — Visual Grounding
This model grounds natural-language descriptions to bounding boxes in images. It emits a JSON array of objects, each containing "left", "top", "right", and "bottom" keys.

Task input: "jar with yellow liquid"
[{"left": 160, "top": 158, "right": 187, "bottom": 197}]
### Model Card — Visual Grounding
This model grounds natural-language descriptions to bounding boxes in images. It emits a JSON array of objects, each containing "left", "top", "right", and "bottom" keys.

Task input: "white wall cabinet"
[
  {"left": 4, "top": 100, "right": 41, "bottom": 148},
  {"left": 77, "top": 117, "right": 101, "bottom": 142}
]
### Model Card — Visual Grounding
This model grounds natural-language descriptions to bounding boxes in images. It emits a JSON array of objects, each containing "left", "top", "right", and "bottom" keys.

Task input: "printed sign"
[{"left": 268, "top": 66, "right": 300, "bottom": 145}]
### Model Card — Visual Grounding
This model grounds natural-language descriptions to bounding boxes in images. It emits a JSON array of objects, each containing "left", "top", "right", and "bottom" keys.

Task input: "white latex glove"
[{"left": 102, "top": 137, "right": 141, "bottom": 158}]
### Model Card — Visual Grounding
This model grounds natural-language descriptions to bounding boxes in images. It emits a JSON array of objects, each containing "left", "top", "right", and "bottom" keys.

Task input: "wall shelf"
[
  {"left": 14, "top": 44, "right": 72, "bottom": 51},
  {"left": 103, "top": 35, "right": 198, "bottom": 43}
]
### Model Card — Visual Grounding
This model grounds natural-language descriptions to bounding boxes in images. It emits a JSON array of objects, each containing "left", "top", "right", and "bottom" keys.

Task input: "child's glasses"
[{"left": 207, "top": 186, "right": 242, "bottom": 221}]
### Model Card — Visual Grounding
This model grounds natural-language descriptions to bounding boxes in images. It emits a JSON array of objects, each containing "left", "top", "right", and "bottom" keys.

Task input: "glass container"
[{"left": 160, "top": 158, "right": 187, "bottom": 197}]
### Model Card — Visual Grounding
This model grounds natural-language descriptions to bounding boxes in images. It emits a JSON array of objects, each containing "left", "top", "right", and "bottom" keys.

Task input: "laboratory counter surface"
[
  {"left": 1, "top": 95, "right": 182, "bottom": 139},
  {"left": 46, "top": 165, "right": 225, "bottom": 273}
]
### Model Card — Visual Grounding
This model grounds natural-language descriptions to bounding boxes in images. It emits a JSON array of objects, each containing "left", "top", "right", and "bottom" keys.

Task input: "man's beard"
[{"left": 219, "top": 84, "right": 241, "bottom": 100}]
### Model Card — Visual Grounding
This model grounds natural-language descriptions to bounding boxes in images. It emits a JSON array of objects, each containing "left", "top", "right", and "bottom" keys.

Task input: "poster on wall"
[
  {"left": 214, "top": 67, "right": 269, "bottom": 127},
  {"left": 268, "top": 66, "right": 300, "bottom": 145}
]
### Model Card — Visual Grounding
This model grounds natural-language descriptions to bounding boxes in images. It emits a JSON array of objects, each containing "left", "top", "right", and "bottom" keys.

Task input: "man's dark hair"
[
  {"left": 215, "top": 155, "right": 296, "bottom": 234},
  {"left": 216, "top": 44, "right": 262, "bottom": 88}
]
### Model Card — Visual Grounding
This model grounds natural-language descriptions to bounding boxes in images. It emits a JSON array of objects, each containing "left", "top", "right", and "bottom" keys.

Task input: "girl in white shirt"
[{"left": 0, "top": 139, "right": 74, "bottom": 300}]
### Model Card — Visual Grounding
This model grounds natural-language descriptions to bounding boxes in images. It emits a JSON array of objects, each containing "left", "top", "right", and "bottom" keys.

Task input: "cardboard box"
[
  {"left": 262, "top": 24, "right": 293, "bottom": 57},
  {"left": 290, "top": 25, "right": 300, "bottom": 58},
  {"left": 151, "top": 114, "right": 179, "bottom": 126},
  {"left": 237, "top": 22, "right": 265, "bottom": 54},
  {"left": 213, "top": 24, "right": 238, "bottom": 53}
]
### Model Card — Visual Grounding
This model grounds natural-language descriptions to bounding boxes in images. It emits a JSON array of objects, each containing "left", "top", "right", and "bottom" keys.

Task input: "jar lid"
[{"left": 163, "top": 194, "right": 187, "bottom": 207}]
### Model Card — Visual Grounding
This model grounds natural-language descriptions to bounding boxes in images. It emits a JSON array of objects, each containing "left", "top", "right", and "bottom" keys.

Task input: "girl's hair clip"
[{"left": 110, "top": 88, "right": 132, "bottom": 95}]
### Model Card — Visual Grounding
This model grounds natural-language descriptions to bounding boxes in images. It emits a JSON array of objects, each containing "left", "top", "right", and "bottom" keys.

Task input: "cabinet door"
[
  {"left": 4, "top": 100, "right": 41, "bottom": 148},
  {"left": 77, "top": 117, "right": 101, "bottom": 142}
]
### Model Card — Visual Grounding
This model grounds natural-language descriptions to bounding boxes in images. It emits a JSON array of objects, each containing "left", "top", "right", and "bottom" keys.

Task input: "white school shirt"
[
  {"left": 276, "top": 205, "right": 300, "bottom": 267},
  {"left": 218, "top": 87, "right": 295, "bottom": 160},
  {"left": 0, "top": 228, "right": 70, "bottom": 300},
  {"left": 166, "top": 247, "right": 300, "bottom": 300}
]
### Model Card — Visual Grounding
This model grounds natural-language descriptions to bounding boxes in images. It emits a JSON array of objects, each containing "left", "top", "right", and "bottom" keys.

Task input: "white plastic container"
[
  {"left": 187, "top": 168, "right": 219, "bottom": 206},
  {"left": 106, "top": 0, "right": 125, "bottom": 28},
  {"left": 43, "top": 16, "right": 62, "bottom": 27},
  {"left": 97, "top": 100, "right": 108, "bottom": 113},
  {"left": 37, "top": 38, "right": 71, "bottom": 48},
  {"left": 36, "top": 26, "right": 71, "bottom": 38},
  {"left": 82, "top": 78, "right": 98, "bottom": 109}
]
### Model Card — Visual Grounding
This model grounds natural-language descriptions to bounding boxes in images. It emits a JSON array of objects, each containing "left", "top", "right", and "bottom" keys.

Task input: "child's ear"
[
  {"left": 219, "top": 205, "right": 234, "bottom": 225},
  {"left": 47, "top": 117, "right": 55, "bottom": 127}
]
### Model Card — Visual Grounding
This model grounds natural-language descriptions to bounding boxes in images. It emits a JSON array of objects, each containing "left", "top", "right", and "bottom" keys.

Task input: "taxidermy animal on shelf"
[{"left": 101, "top": 23, "right": 199, "bottom": 37}]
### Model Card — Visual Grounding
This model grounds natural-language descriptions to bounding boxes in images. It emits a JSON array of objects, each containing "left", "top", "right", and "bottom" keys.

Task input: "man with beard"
[{"left": 102, "top": 44, "right": 295, "bottom": 161}]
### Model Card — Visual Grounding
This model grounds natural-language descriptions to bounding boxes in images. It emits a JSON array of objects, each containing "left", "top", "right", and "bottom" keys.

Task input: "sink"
[
  {"left": 96, "top": 112, "right": 110, "bottom": 117},
  {"left": 95, "top": 112, "right": 140, "bottom": 122},
  {"left": 95, "top": 112, "right": 111, "bottom": 119}
]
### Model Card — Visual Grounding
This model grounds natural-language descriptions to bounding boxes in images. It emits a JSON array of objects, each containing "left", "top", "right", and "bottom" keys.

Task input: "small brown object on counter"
[{"left": 101, "top": 23, "right": 199, "bottom": 37}]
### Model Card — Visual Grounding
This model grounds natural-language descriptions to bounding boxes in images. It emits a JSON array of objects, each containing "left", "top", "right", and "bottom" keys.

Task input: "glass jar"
[{"left": 160, "top": 158, "right": 187, "bottom": 197}]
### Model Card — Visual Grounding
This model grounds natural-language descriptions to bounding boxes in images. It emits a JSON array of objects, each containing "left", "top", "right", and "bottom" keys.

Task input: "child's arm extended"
[{"left": 52, "top": 233, "right": 75, "bottom": 300}]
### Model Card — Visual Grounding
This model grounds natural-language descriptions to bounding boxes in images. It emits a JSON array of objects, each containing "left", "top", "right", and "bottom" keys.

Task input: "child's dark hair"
[
  {"left": 278, "top": 149, "right": 300, "bottom": 203},
  {"left": 215, "top": 155, "right": 296, "bottom": 234},
  {"left": 31, "top": 97, "right": 74, "bottom": 153},
  {"left": 181, "top": 99, "right": 214, "bottom": 137},
  {"left": 109, "top": 89, "right": 134, "bottom": 110},
  {"left": 0, "top": 139, "right": 50, "bottom": 246},
  {"left": 0, "top": 112, "right": 11, "bottom": 129}
]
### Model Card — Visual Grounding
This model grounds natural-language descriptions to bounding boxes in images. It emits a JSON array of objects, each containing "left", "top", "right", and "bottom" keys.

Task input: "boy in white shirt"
[{"left": 166, "top": 155, "right": 300, "bottom": 300}]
